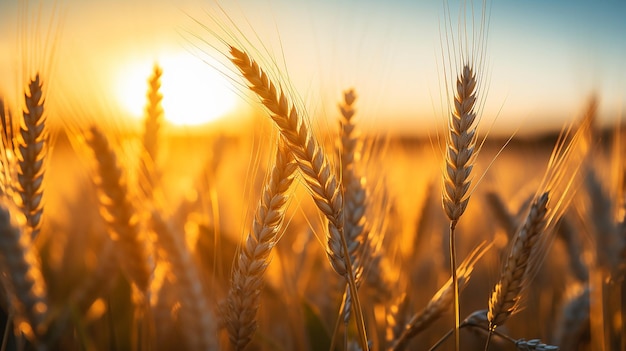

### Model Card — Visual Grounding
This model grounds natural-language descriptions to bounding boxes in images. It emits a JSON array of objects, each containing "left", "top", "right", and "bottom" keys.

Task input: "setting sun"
[{"left": 117, "top": 53, "right": 237, "bottom": 126}]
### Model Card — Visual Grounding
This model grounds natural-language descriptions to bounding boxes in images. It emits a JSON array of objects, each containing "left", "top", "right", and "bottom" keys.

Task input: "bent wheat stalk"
[
  {"left": 229, "top": 46, "right": 368, "bottom": 349},
  {"left": 223, "top": 141, "right": 296, "bottom": 350}
]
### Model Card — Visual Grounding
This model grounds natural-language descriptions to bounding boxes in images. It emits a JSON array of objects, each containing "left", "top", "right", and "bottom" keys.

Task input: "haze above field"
[{"left": 0, "top": 0, "right": 624, "bottom": 136}]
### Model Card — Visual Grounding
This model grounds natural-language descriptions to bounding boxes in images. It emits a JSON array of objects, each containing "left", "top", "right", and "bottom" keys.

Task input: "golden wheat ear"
[
  {"left": 487, "top": 192, "right": 549, "bottom": 333},
  {"left": 443, "top": 64, "right": 479, "bottom": 225},
  {"left": 224, "top": 140, "right": 296, "bottom": 351},
  {"left": 142, "top": 64, "right": 164, "bottom": 163},
  {"left": 84, "top": 125, "right": 154, "bottom": 295},
  {"left": 442, "top": 61, "right": 481, "bottom": 351},
  {"left": 228, "top": 45, "right": 369, "bottom": 348},
  {"left": 228, "top": 46, "right": 347, "bottom": 274},
  {"left": 140, "top": 64, "right": 165, "bottom": 201},
  {"left": 17, "top": 74, "right": 48, "bottom": 241},
  {"left": 337, "top": 89, "right": 371, "bottom": 323}
]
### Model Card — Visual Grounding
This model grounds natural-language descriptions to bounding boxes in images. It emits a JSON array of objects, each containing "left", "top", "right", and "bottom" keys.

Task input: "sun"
[{"left": 117, "top": 53, "right": 237, "bottom": 126}]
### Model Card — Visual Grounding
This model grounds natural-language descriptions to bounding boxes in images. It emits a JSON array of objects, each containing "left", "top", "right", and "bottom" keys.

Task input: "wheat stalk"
[
  {"left": 223, "top": 140, "right": 296, "bottom": 350},
  {"left": 0, "top": 203, "right": 49, "bottom": 341},
  {"left": 17, "top": 74, "right": 48, "bottom": 241},
  {"left": 84, "top": 125, "right": 153, "bottom": 294},
  {"left": 443, "top": 62, "right": 480, "bottom": 351},
  {"left": 229, "top": 45, "right": 369, "bottom": 348}
]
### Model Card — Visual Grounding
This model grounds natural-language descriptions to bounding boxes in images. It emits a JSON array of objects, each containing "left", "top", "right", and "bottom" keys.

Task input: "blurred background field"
[
  {"left": 0, "top": 0, "right": 624, "bottom": 350},
  {"left": 21, "top": 108, "right": 620, "bottom": 350}
]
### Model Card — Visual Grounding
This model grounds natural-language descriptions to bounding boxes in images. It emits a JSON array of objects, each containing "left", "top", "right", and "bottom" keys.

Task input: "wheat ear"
[
  {"left": 223, "top": 140, "right": 296, "bottom": 350},
  {"left": 0, "top": 203, "right": 48, "bottom": 341},
  {"left": 17, "top": 74, "right": 47, "bottom": 241},
  {"left": 151, "top": 211, "right": 217, "bottom": 351},
  {"left": 338, "top": 89, "right": 369, "bottom": 323},
  {"left": 229, "top": 46, "right": 368, "bottom": 348},
  {"left": 140, "top": 64, "right": 164, "bottom": 199},
  {"left": 339, "top": 89, "right": 367, "bottom": 275},
  {"left": 391, "top": 242, "right": 490, "bottom": 351},
  {"left": 85, "top": 125, "right": 153, "bottom": 293},
  {"left": 142, "top": 64, "right": 164, "bottom": 163},
  {"left": 443, "top": 64, "right": 479, "bottom": 223},
  {"left": 486, "top": 192, "right": 549, "bottom": 348},
  {"left": 229, "top": 46, "right": 347, "bottom": 274},
  {"left": 443, "top": 63, "right": 480, "bottom": 351}
]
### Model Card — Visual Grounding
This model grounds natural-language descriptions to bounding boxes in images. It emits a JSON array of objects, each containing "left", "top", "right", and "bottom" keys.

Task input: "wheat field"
[{"left": 0, "top": 1, "right": 625, "bottom": 351}]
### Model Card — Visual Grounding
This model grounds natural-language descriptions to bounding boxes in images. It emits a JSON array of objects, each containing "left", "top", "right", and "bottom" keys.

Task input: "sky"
[{"left": 0, "top": 0, "right": 625, "bottom": 136}]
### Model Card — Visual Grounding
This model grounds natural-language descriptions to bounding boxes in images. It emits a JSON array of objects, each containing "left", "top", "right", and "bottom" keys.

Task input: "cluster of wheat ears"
[{"left": 0, "top": 2, "right": 625, "bottom": 351}]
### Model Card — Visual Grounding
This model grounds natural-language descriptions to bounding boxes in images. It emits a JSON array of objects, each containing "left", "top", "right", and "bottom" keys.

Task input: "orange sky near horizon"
[{"left": 0, "top": 0, "right": 624, "bottom": 137}]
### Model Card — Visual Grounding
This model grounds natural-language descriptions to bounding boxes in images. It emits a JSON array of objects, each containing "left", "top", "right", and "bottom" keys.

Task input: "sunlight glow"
[{"left": 117, "top": 53, "right": 237, "bottom": 126}]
